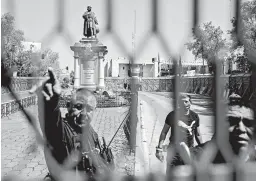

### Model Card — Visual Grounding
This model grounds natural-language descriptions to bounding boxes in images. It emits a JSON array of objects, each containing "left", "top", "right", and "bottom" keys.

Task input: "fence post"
[{"left": 130, "top": 66, "right": 139, "bottom": 150}]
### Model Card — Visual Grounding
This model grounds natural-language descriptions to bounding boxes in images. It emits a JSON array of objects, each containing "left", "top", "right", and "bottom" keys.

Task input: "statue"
[{"left": 83, "top": 6, "right": 99, "bottom": 38}]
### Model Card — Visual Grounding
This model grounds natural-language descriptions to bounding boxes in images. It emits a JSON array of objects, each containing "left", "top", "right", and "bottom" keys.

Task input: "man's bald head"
[{"left": 72, "top": 88, "right": 97, "bottom": 109}]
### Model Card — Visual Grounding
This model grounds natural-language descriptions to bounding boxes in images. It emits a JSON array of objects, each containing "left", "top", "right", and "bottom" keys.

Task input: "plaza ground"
[
  {"left": 1, "top": 105, "right": 133, "bottom": 180},
  {"left": 135, "top": 92, "right": 214, "bottom": 174},
  {"left": 1, "top": 91, "right": 214, "bottom": 179}
]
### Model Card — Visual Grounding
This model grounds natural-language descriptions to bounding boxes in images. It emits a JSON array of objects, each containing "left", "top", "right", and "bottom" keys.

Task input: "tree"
[
  {"left": 228, "top": 0, "right": 256, "bottom": 72},
  {"left": 239, "top": 0, "right": 256, "bottom": 51},
  {"left": 2, "top": 13, "right": 61, "bottom": 77},
  {"left": 32, "top": 48, "right": 61, "bottom": 77},
  {"left": 186, "top": 22, "right": 228, "bottom": 74},
  {"left": 226, "top": 46, "right": 251, "bottom": 73},
  {"left": 1, "top": 13, "right": 26, "bottom": 69}
]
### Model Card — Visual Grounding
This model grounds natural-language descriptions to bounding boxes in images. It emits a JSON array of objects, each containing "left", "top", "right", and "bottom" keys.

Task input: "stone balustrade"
[
  {"left": 1, "top": 74, "right": 251, "bottom": 117},
  {"left": 105, "top": 74, "right": 252, "bottom": 98},
  {"left": 1, "top": 77, "right": 48, "bottom": 94},
  {"left": 1, "top": 95, "right": 37, "bottom": 118}
]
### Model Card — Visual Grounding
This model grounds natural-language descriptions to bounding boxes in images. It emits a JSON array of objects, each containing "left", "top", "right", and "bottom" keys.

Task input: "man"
[
  {"left": 172, "top": 94, "right": 256, "bottom": 166},
  {"left": 83, "top": 6, "right": 99, "bottom": 38},
  {"left": 30, "top": 68, "right": 113, "bottom": 181},
  {"left": 155, "top": 94, "right": 203, "bottom": 169}
]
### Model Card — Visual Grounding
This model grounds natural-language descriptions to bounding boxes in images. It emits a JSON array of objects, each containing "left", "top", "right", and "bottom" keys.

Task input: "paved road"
[
  {"left": 137, "top": 92, "right": 214, "bottom": 174},
  {"left": 1, "top": 105, "right": 133, "bottom": 180}
]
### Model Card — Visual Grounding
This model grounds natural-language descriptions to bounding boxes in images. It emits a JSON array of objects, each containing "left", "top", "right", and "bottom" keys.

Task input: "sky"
[{"left": 1, "top": 0, "right": 240, "bottom": 70}]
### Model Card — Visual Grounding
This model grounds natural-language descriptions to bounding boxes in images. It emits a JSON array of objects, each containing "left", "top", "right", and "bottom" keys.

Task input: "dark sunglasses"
[
  {"left": 66, "top": 102, "right": 84, "bottom": 110},
  {"left": 228, "top": 116, "right": 254, "bottom": 127}
]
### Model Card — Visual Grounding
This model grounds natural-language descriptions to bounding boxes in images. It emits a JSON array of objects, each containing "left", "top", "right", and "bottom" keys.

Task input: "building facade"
[
  {"left": 106, "top": 57, "right": 158, "bottom": 77},
  {"left": 105, "top": 56, "right": 238, "bottom": 78}
]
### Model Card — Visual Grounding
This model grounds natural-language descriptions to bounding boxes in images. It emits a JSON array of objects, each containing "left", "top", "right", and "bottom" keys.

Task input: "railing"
[
  {"left": 105, "top": 74, "right": 252, "bottom": 97},
  {"left": 1, "top": 77, "right": 47, "bottom": 94},
  {"left": 0, "top": 90, "right": 131, "bottom": 118},
  {"left": 2, "top": 75, "right": 251, "bottom": 97},
  {"left": 1, "top": 95, "right": 37, "bottom": 118}
]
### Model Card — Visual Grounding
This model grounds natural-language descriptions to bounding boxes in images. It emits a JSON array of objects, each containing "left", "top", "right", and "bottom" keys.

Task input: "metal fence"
[{"left": 2, "top": 0, "right": 256, "bottom": 181}]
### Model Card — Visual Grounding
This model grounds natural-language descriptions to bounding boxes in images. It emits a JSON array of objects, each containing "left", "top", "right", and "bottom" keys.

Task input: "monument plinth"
[
  {"left": 70, "top": 39, "right": 108, "bottom": 91},
  {"left": 70, "top": 6, "right": 108, "bottom": 91}
]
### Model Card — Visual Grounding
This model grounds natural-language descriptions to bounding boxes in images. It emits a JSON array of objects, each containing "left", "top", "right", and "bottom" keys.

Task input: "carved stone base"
[
  {"left": 79, "top": 83, "right": 97, "bottom": 91},
  {"left": 71, "top": 37, "right": 108, "bottom": 92},
  {"left": 80, "top": 38, "right": 98, "bottom": 45}
]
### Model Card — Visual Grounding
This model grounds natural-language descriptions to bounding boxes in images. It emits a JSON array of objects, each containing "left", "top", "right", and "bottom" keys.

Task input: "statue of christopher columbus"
[{"left": 83, "top": 6, "right": 99, "bottom": 38}]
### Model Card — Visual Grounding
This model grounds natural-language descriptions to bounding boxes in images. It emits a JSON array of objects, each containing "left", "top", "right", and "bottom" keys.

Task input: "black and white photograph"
[{"left": 1, "top": 0, "right": 256, "bottom": 181}]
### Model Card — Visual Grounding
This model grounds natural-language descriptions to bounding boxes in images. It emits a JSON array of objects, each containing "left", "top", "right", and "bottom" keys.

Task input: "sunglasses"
[
  {"left": 228, "top": 116, "right": 254, "bottom": 127},
  {"left": 66, "top": 102, "right": 84, "bottom": 110}
]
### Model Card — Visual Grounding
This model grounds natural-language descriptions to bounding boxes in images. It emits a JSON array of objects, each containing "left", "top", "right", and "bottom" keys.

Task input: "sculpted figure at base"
[{"left": 83, "top": 6, "right": 99, "bottom": 38}]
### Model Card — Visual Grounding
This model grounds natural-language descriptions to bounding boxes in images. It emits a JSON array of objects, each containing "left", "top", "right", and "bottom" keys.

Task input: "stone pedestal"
[
  {"left": 98, "top": 52, "right": 105, "bottom": 89},
  {"left": 153, "top": 61, "right": 158, "bottom": 77},
  {"left": 73, "top": 52, "right": 80, "bottom": 88},
  {"left": 70, "top": 38, "right": 108, "bottom": 91}
]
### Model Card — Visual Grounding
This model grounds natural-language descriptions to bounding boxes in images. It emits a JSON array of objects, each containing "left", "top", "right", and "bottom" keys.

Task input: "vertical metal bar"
[
  {"left": 173, "top": 58, "right": 179, "bottom": 143},
  {"left": 57, "top": 0, "right": 64, "bottom": 32},
  {"left": 130, "top": 75, "right": 138, "bottom": 151},
  {"left": 106, "top": 0, "right": 113, "bottom": 32},
  {"left": 192, "top": 0, "right": 199, "bottom": 28},
  {"left": 215, "top": 57, "right": 234, "bottom": 163},
  {"left": 152, "top": 0, "right": 158, "bottom": 32},
  {"left": 234, "top": 0, "right": 241, "bottom": 37},
  {"left": 173, "top": 57, "right": 186, "bottom": 152},
  {"left": 6, "top": 0, "right": 15, "bottom": 18}
]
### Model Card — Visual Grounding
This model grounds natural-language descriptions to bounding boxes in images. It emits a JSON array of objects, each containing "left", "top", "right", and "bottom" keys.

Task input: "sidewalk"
[
  {"left": 1, "top": 105, "right": 133, "bottom": 180},
  {"left": 135, "top": 101, "right": 167, "bottom": 176}
]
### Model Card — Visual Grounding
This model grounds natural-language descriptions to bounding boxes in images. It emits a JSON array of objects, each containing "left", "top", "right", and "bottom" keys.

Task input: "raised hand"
[
  {"left": 29, "top": 67, "right": 62, "bottom": 136},
  {"left": 29, "top": 67, "right": 61, "bottom": 101}
]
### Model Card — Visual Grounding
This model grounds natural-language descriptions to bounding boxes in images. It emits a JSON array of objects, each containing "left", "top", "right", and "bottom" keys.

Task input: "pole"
[{"left": 130, "top": 10, "right": 137, "bottom": 151}]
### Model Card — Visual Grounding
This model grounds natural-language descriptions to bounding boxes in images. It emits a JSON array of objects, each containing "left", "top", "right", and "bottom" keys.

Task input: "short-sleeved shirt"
[{"left": 165, "top": 109, "right": 199, "bottom": 147}]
